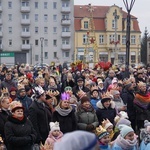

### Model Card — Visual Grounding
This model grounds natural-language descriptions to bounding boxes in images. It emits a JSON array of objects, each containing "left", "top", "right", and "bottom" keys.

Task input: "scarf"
[
  {"left": 115, "top": 134, "right": 137, "bottom": 150},
  {"left": 135, "top": 92, "right": 150, "bottom": 103},
  {"left": 55, "top": 104, "right": 72, "bottom": 116},
  {"left": 81, "top": 105, "right": 94, "bottom": 112},
  {"left": 12, "top": 115, "right": 24, "bottom": 121}
]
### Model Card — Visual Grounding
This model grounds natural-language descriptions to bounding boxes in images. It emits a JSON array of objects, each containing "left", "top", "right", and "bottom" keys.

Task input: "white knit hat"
[{"left": 50, "top": 122, "right": 60, "bottom": 132}]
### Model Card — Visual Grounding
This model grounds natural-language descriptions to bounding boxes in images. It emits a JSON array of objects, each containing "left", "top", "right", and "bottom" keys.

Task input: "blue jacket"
[
  {"left": 140, "top": 140, "right": 150, "bottom": 150},
  {"left": 99, "top": 144, "right": 111, "bottom": 150},
  {"left": 112, "top": 143, "right": 138, "bottom": 150},
  {"left": 90, "top": 98, "right": 100, "bottom": 110}
]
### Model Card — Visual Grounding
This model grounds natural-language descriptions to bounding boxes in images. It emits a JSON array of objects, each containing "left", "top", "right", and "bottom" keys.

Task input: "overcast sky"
[{"left": 74, "top": 0, "right": 150, "bottom": 36}]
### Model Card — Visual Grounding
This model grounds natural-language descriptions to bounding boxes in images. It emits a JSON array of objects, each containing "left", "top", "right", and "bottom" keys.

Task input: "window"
[
  {"left": 53, "top": 27, "right": 57, "bottom": 33},
  {"left": 109, "top": 35, "right": 115, "bottom": 43},
  {"left": 112, "top": 20, "right": 115, "bottom": 28},
  {"left": 8, "top": 14, "right": 12, "bottom": 21},
  {"left": 99, "top": 54, "right": 108, "bottom": 62},
  {"left": 131, "top": 55, "right": 135, "bottom": 63},
  {"left": 99, "top": 35, "right": 104, "bottom": 44},
  {"left": 35, "top": 14, "right": 38, "bottom": 22},
  {"left": 0, "top": 14, "right": 1, "bottom": 19},
  {"left": 21, "top": 1, "right": 29, "bottom": 7},
  {"left": 53, "top": 2, "right": 57, "bottom": 9},
  {"left": 62, "top": 1, "right": 69, "bottom": 7},
  {"left": 63, "top": 51, "right": 69, "bottom": 58},
  {"left": 44, "top": 27, "right": 48, "bottom": 34},
  {"left": 35, "top": 2, "right": 38, "bottom": 9},
  {"left": 62, "top": 26, "right": 69, "bottom": 32},
  {"left": 8, "top": 27, "right": 12, "bottom": 34},
  {"left": 9, "top": 39, "right": 12, "bottom": 46},
  {"left": 62, "top": 38, "right": 69, "bottom": 45},
  {"left": 44, "top": 14, "right": 48, "bottom": 22},
  {"left": 53, "top": 15, "right": 57, "bottom": 21},
  {"left": 44, "top": 39, "right": 48, "bottom": 47},
  {"left": 35, "top": 27, "right": 38, "bottom": 33},
  {"left": 122, "top": 35, "right": 126, "bottom": 45},
  {"left": 44, "top": 2, "right": 48, "bottom": 9},
  {"left": 131, "top": 35, "right": 136, "bottom": 44},
  {"left": 0, "top": 26, "right": 2, "bottom": 31},
  {"left": 35, "top": 55, "right": 39, "bottom": 61},
  {"left": 22, "top": 39, "right": 29, "bottom": 44},
  {"left": 22, "top": 13, "right": 29, "bottom": 19},
  {"left": 44, "top": 52, "right": 48, "bottom": 59},
  {"left": 83, "top": 35, "right": 87, "bottom": 44},
  {"left": 54, "top": 52, "right": 57, "bottom": 58},
  {"left": 53, "top": 40, "right": 57, "bottom": 46},
  {"left": 22, "top": 26, "right": 29, "bottom": 32},
  {"left": 8, "top": 2, "right": 12, "bottom": 9},
  {"left": 62, "top": 14, "right": 69, "bottom": 20},
  {"left": 35, "top": 39, "right": 38, "bottom": 46},
  {"left": 118, "top": 55, "right": 125, "bottom": 64},
  {"left": 84, "top": 21, "right": 88, "bottom": 29}
]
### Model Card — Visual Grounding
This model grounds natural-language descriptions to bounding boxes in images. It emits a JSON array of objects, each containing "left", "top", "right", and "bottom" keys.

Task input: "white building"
[{"left": 0, "top": 0, "right": 74, "bottom": 66}]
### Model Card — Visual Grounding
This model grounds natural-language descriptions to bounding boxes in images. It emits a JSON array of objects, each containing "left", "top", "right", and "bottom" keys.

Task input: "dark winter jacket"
[
  {"left": 76, "top": 105, "right": 99, "bottom": 131},
  {"left": 52, "top": 104, "right": 77, "bottom": 134},
  {"left": 4, "top": 115, "right": 37, "bottom": 150},
  {"left": 28, "top": 100, "right": 52, "bottom": 144},
  {"left": 96, "top": 100, "right": 116, "bottom": 125},
  {"left": 16, "top": 95, "right": 32, "bottom": 116}
]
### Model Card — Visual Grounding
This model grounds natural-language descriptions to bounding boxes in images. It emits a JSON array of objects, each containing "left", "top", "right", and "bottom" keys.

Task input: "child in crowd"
[
  {"left": 140, "top": 120, "right": 150, "bottom": 150},
  {"left": 112, "top": 125, "right": 138, "bottom": 150},
  {"left": 95, "top": 125, "right": 111, "bottom": 150},
  {"left": 102, "top": 119, "right": 114, "bottom": 140},
  {"left": 45, "top": 122, "right": 63, "bottom": 149}
]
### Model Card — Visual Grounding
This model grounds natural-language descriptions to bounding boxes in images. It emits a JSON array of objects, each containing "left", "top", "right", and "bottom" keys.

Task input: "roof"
[{"left": 74, "top": 5, "right": 140, "bottom": 32}]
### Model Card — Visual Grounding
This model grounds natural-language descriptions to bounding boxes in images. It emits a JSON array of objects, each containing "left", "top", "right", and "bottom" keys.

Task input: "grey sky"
[{"left": 74, "top": 0, "right": 150, "bottom": 36}]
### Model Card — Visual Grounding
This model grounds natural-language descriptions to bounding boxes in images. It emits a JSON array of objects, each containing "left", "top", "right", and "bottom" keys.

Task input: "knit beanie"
[
  {"left": 95, "top": 126, "right": 109, "bottom": 140},
  {"left": 80, "top": 96, "right": 90, "bottom": 104},
  {"left": 50, "top": 122, "right": 60, "bottom": 132},
  {"left": 116, "top": 118, "right": 131, "bottom": 128},
  {"left": 119, "top": 125, "right": 134, "bottom": 138},
  {"left": 144, "top": 120, "right": 150, "bottom": 128}
]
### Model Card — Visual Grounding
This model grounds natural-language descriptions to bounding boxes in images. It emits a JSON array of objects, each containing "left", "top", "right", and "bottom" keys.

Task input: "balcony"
[
  {"left": 61, "top": 44, "right": 71, "bottom": 50},
  {"left": 0, "top": 6, "right": 2, "bottom": 12},
  {"left": 0, "top": 44, "right": 3, "bottom": 50},
  {"left": 61, "top": 31, "right": 71, "bottom": 37},
  {"left": 61, "top": 19, "right": 71, "bottom": 25},
  {"left": 21, "top": 19, "right": 31, "bottom": 25},
  {"left": 0, "top": 19, "right": 2, "bottom": 24},
  {"left": 21, "top": 32, "right": 31, "bottom": 37},
  {"left": 61, "top": 7, "right": 71, "bottom": 13},
  {"left": 20, "top": 6, "right": 30, "bottom": 12},
  {"left": 21, "top": 44, "right": 31, "bottom": 51}
]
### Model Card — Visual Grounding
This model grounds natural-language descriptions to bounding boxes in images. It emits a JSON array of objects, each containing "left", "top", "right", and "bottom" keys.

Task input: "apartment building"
[
  {"left": 74, "top": 4, "right": 141, "bottom": 66},
  {"left": 0, "top": 0, "right": 74, "bottom": 66}
]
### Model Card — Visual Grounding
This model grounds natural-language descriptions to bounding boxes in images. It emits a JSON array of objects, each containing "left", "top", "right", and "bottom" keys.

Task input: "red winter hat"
[
  {"left": 10, "top": 87, "right": 17, "bottom": 92},
  {"left": 26, "top": 72, "right": 33, "bottom": 79}
]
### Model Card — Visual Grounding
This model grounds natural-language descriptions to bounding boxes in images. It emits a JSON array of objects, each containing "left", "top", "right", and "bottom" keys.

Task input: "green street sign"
[{"left": 0, "top": 52, "right": 14, "bottom": 57}]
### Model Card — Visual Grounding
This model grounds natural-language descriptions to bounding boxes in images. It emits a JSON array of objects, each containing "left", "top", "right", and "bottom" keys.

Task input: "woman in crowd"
[
  {"left": 52, "top": 92, "right": 77, "bottom": 134},
  {"left": 4, "top": 101, "right": 37, "bottom": 150}
]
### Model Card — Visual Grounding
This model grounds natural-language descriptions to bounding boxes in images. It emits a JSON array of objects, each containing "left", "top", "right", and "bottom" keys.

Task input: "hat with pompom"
[
  {"left": 144, "top": 120, "right": 150, "bottom": 128},
  {"left": 50, "top": 122, "right": 60, "bottom": 132}
]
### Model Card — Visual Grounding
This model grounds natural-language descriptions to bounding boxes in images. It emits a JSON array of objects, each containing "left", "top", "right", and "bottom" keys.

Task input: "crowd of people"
[{"left": 0, "top": 62, "right": 150, "bottom": 150}]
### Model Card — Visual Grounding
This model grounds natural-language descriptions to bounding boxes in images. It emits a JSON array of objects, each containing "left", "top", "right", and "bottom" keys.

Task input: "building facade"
[
  {"left": 74, "top": 4, "right": 141, "bottom": 66},
  {"left": 0, "top": 0, "right": 74, "bottom": 66}
]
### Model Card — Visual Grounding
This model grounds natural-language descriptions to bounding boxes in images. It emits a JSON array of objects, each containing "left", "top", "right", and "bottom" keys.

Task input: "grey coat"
[{"left": 76, "top": 105, "right": 99, "bottom": 130}]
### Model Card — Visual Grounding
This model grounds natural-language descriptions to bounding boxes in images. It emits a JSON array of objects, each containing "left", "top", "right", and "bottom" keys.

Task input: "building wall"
[
  {"left": 0, "top": 0, "right": 74, "bottom": 65},
  {"left": 74, "top": 5, "right": 141, "bottom": 66}
]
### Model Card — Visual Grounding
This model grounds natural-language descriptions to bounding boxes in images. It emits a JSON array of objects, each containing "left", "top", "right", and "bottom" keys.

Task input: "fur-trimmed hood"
[{"left": 96, "top": 100, "right": 115, "bottom": 109}]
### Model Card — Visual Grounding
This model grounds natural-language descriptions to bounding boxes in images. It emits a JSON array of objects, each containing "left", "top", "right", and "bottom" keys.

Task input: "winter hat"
[
  {"left": 17, "top": 84, "right": 26, "bottom": 94},
  {"left": 119, "top": 111, "right": 128, "bottom": 119},
  {"left": 119, "top": 125, "right": 134, "bottom": 138},
  {"left": 9, "top": 101, "right": 24, "bottom": 112},
  {"left": 33, "top": 86, "right": 45, "bottom": 98},
  {"left": 64, "top": 86, "right": 72, "bottom": 92},
  {"left": 144, "top": 120, "right": 150, "bottom": 128},
  {"left": 10, "top": 87, "right": 17, "bottom": 92},
  {"left": 80, "top": 96, "right": 90, "bottom": 104},
  {"left": 50, "top": 122, "right": 60, "bottom": 132},
  {"left": 116, "top": 118, "right": 131, "bottom": 128},
  {"left": 111, "top": 90, "right": 120, "bottom": 96},
  {"left": 102, "top": 119, "right": 113, "bottom": 130},
  {"left": 25, "top": 85, "right": 31, "bottom": 92},
  {"left": 95, "top": 125, "right": 109, "bottom": 140},
  {"left": 54, "top": 131, "right": 97, "bottom": 150},
  {"left": 91, "top": 89, "right": 99, "bottom": 95},
  {"left": 112, "top": 78, "right": 118, "bottom": 84}
]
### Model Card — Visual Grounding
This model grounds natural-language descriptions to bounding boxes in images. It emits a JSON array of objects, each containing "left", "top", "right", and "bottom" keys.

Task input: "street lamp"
[
  {"left": 123, "top": 0, "right": 135, "bottom": 69},
  {"left": 40, "top": 37, "right": 44, "bottom": 68}
]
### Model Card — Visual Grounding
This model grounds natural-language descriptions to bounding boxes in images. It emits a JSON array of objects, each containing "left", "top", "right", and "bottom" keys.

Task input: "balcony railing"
[
  {"left": 21, "top": 19, "right": 31, "bottom": 25},
  {"left": 0, "top": 6, "right": 2, "bottom": 12},
  {"left": 61, "top": 19, "right": 71, "bottom": 25},
  {"left": 61, "top": 7, "right": 71, "bottom": 13},
  {"left": 61, "top": 31, "right": 71, "bottom": 37},
  {"left": 21, "top": 44, "right": 31, "bottom": 50},
  {"left": 20, "top": 6, "right": 30, "bottom": 12},
  {"left": 21, "top": 32, "right": 31, "bottom": 37},
  {"left": 61, "top": 44, "right": 71, "bottom": 50}
]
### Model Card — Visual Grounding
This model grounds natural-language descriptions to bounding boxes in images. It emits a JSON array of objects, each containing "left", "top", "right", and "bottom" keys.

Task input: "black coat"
[
  {"left": 28, "top": 100, "right": 52, "bottom": 144},
  {"left": 0, "top": 109, "right": 10, "bottom": 141},
  {"left": 96, "top": 101, "right": 116, "bottom": 125},
  {"left": 52, "top": 109, "right": 77, "bottom": 134},
  {"left": 4, "top": 116, "right": 37, "bottom": 150}
]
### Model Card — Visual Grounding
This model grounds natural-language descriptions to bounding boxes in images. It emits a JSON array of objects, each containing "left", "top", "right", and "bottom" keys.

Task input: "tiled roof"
[{"left": 74, "top": 5, "right": 141, "bottom": 32}]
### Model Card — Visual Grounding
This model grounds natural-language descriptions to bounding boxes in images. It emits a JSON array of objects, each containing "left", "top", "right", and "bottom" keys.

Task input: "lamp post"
[
  {"left": 40, "top": 37, "right": 44, "bottom": 68},
  {"left": 123, "top": 0, "right": 135, "bottom": 69}
]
